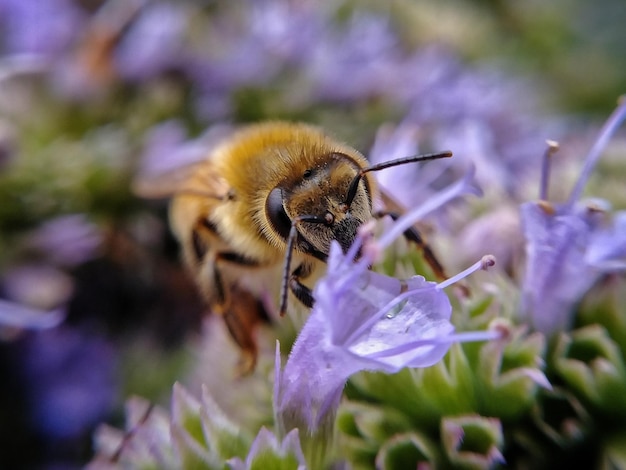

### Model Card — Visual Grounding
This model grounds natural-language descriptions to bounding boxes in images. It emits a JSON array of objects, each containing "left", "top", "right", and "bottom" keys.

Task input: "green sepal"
[
  {"left": 474, "top": 326, "right": 550, "bottom": 420},
  {"left": 375, "top": 431, "right": 440, "bottom": 470},
  {"left": 600, "top": 431, "right": 626, "bottom": 470},
  {"left": 553, "top": 325, "right": 626, "bottom": 418},
  {"left": 229, "top": 428, "right": 305, "bottom": 470},
  {"left": 171, "top": 384, "right": 223, "bottom": 469},
  {"left": 440, "top": 415, "right": 504, "bottom": 470},
  {"left": 170, "top": 383, "right": 252, "bottom": 469}
]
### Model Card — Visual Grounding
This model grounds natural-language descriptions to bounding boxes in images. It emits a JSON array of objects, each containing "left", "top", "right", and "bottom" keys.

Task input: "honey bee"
[{"left": 135, "top": 122, "right": 451, "bottom": 374}]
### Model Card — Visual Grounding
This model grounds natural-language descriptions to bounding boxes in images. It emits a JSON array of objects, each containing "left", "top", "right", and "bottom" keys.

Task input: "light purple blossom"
[
  {"left": 368, "top": 122, "right": 454, "bottom": 213},
  {"left": 402, "top": 51, "right": 549, "bottom": 196},
  {"left": 521, "top": 99, "right": 626, "bottom": 335},
  {"left": 274, "top": 167, "right": 502, "bottom": 435}
]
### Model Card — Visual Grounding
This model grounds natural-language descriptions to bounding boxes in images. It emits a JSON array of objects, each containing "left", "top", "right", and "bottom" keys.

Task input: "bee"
[{"left": 135, "top": 122, "right": 451, "bottom": 374}]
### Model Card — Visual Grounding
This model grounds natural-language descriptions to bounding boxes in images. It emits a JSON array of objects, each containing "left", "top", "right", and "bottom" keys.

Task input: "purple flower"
[
  {"left": 0, "top": 299, "right": 64, "bottom": 331},
  {"left": 17, "top": 326, "right": 117, "bottom": 439},
  {"left": 0, "top": 0, "right": 84, "bottom": 58},
  {"left": 368, "top": 122, "right": 453, "bottom": 213},
  {"left": 306, "top": 13, "right": 402, "bottom": 102},
  {"left": 114, "top": 2, "right": 189, "bottom": 82},
  {"left": 26, "top": 214, "right": 103, "bottom": 267},
  {"left": 274, "top": 168, "right": 502, "bottom": 435},
  {"left": 521, "top": 99, "right": 626, "bottom": 335},
  {"left": 2, "top": 264, "right": 74, "bottom": 309}
]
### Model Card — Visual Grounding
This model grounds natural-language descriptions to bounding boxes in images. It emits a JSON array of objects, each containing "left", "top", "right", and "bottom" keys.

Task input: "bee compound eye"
[{"left": 265, "top": 187, "right": 292, "bottom": 240}]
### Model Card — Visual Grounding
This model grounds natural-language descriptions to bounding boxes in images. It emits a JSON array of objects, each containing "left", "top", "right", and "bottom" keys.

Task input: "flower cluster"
[
  {"left": 88, "top": 167, "right": 508, "bottom": 469},
  {"left": 89, "top": 98, "right": 626, "bottom": 468}
]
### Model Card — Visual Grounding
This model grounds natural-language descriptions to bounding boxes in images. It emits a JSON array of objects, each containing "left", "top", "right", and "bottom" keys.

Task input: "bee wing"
[
  {"left": 132, "top": 160, "right": 229, "bottom": 200},
  {"left": 133, "top": 162, "right": 200, "bottom": 198},
  {"left": 133, "top": 123, "right": 239, "bottom": 200}
]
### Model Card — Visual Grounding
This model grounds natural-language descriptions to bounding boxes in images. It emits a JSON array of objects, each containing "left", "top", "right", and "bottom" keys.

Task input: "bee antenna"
[{"left": 344, "top": 150, "right": 453, "bottom": 207}]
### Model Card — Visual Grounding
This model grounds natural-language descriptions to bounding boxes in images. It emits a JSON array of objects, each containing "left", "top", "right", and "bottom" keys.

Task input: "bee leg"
[
  {"left": 212, "top": 252, "right": 266, "bottom": 375},
  {"left": 288, "top": 262, "right": 315, "bottom": 309},
  {"left": 280, "top": 217, "right": 325, "bottom": 315},
  {"left": 221, "top": 285, "right": 270, "bottom": 376},
  {"left": 374, "top": 210, "right": 448, "bottom": 281}
]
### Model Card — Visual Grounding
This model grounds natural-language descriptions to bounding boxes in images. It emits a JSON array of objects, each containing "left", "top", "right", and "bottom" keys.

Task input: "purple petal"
[
  {"left": 567, "top": 98, "right": 626, "bottom": 207},
  {"left": 586, "top": 211, "right": 626, "bottom": 269},
  {"left": 277, "top": 243, "right": 499, "bottom": 433},
  {"left": 520, "top": 202, "right": 599, "bottom": 333}
]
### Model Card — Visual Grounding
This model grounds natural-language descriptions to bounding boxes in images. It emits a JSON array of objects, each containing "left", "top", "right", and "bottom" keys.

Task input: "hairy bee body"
[
  {"left": 164, "top": 122, "right": 379, "bottom": 372},
  {"left": 138, "top": 121, "right": 448, "bottom": 373},
  {"left": 202, "top": 123, "right": 374, "bottom": 259}
]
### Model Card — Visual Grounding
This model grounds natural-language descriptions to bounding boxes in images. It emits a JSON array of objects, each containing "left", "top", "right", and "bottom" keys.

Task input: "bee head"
[{"left": 265, "top": 152, "right": 373, "bottom": 259}]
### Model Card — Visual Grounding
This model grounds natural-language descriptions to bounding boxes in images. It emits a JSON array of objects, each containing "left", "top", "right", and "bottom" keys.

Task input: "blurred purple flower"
[
  {"left": 368, "top": 122, "right": 456, "bottom": 212},
  {"left": 274, "top": 168, "right": 501, "bottom": 435},
  {"left": 399, "top": 49, "right": 552, "bottom": 199},
  {"left": 521, "top": 99, "right": 626, "bottom": 335},
  {"left": 17, "top": 326, "right": 117, "bottom": 439},
  {"left": 243, "top": 0, "right": 322, "bottom": 65},
  {"left": 0, "top": 0, "right": 84, "bottom": 58},
  {"left": 186, "top": 0, "right": 323, "bottom": 118},
  {"left": 2, "top": 264, "right": 74, "bottom": 310},
  {"left": 365, "top": 48, "right": 551, "bottom": 203},
  {"left": 114, "top": 2, "right": 188, "bottom": 82},
  {"left": 26, "top": 214, "right": 103, "bottom": 267},
  {"left": 49, "top": 0, "right": 143, "bottom": 99},
  {"left": 0, "top": 299, "right": 64, "bottom": 331},
  {"left": 187, "top": 6, "right": 289, "bottom": 92},
  {"left": 307, "top": 13, "right": 401, "bottom": 102}
]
